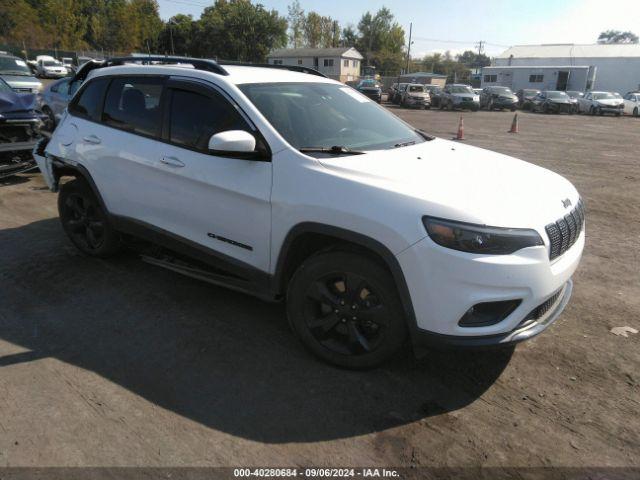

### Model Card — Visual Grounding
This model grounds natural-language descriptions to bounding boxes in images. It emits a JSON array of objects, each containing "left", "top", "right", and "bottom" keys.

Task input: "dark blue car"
[{"left": 0, "top": 77, "right": 45, "bottom": 178}]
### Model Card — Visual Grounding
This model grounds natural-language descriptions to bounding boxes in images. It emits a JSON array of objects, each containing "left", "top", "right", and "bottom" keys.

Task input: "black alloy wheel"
[
  {"left": 287, "top": 251, "right": 407, "bottom": 368},
  {"left": 58, "top": 179, "right": 121, "bottom": 257}
]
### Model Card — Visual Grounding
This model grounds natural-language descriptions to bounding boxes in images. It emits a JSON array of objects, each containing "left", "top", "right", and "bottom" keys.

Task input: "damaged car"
[{"left": 0, "top": 77, "right": 45, "bottom": 178}]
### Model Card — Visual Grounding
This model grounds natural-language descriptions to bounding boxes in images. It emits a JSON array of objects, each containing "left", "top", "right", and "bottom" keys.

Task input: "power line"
[{"left": 411, "top": 36, "right": 509, "bottom": 49}]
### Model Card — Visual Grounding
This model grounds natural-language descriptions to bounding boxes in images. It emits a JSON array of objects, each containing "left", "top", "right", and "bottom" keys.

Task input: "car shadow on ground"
[{"left": 0, "top": 218, "right": 514, "bottom": 443}]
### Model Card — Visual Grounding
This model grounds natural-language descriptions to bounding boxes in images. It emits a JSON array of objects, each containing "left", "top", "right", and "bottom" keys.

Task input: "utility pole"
[
  {"left": 405, "top": 22, "right": 413, "bottom": 73},
  {"left": 474, "top": 40, "right": 485, "bottom": 75},
  {"left": 169, "top": 20, "right": 176, "bottom": 56}
]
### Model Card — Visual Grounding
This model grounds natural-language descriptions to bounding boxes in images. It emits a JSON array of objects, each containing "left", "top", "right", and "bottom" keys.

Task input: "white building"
[
  {"left": 267, "top": 47, "right": 363, "bottom": 82},
  {"left": 481, "top": 43, "right": 640, "bottom": 93}
]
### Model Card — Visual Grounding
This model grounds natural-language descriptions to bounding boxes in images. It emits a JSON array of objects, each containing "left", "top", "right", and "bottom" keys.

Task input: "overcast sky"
[{"left": 157, "top": 0, "right": 640, "bottom": 57}]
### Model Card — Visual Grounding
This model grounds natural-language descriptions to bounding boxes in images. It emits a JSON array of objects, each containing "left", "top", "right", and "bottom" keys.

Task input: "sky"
[{"left": 157, "top": 0, "right": 640, "bottom": 58}]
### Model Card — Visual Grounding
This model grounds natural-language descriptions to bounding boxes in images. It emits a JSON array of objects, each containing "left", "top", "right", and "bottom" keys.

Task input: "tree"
[
  {"left": 302, "top": 11, "right": 338, "bottom": 48},
  {"left": 287, "top": 0, "right": 304, "bottom": 48},
  {"left": 157, "top": 14, "right": 195, "bottom": 55},
  {"left": 341, "top": 25, "right": 357, "bottom": 47},
  {"left": 456, "top": 50, "right": 490, "bottom": 68},
  {"left": 356, "top": 7, "right": 405, "bottom": 72},
  {"left": 194, "top": 0, "right": 287, "bottom": 62},
  {"left": 597, "top": 30, "right": 639, "bottom": 44}
]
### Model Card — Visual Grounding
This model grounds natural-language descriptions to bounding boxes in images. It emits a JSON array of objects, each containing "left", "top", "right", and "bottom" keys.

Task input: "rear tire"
[
  {"left": 58, "top": 179, "right": 121, "bottom": 258},
  {"left": 287, "top": 251, "right": 408, "bottom": 369}
]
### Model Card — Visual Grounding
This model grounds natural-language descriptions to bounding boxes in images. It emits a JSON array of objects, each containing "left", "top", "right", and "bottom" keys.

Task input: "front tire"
[
  {"left": 287, "top": 251, "right": 408, "bottom": 369},
  {"left": 58, "top": 179, "right": 121, "bottom": 257}
]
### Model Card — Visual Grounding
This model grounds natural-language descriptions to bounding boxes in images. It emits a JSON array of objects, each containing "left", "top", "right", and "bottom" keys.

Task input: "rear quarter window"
[{"left": 69, "top": 77, "right": 110, "bottom": 122}]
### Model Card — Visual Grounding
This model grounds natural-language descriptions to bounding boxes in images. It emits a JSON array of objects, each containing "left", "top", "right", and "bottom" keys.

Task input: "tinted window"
[
  {"left": 169, "top": 88, "right": 250, "bottom": 151},
  {"left": 70, "top": 77, "right": 109, "bottom": 121},
  {"left": 102, "top": 77, "right": 163, "bottom": 137}
]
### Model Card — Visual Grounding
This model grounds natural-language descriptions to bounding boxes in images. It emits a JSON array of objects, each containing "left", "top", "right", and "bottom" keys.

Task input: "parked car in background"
[
  {"left": 440, "top": 84, "right": 479, "bottom": 111},
  {"left": 0, "top": 77, "right": 43, "bottom": 178},
  {"left": 388, "top": 83, "right": 398, "bottom": 102},
  {"left": 531, "top": 91, "right": 573, "bottom": 114},
  {"left": 356, "top": 79, "right": 382, "bottom": 103},
  {"left": 577, "top": 91, "right": 624, "bottom": 116},
  {"left": 400, "top": 83, "right": 431, "bottom": 109},
  {"left": 516, "top": 89, "right": 540, "bottom": 110},
  {"left": 35, "top": 56, "right": 584, "bottom": 368},
  {"left": 480, "top": 86, "right": 518, "bottom": 111},
  {"left": 36, "top": 56, "right": 68, "bottom": 78},
  {"left": 39, "top": 76, "right": 81, "bottom": 130},
  {"left": 62, "top": 57, "right": 75, "bottom": 74},
  {"left": 623, "top": 92, "right": 640, "bottom": 116},
  {"left": 0, "top": 53, "right": 42, "bottom": 93},
  {"left": 424, "top": 85, "right": 443, "bottom": 108},
  {"left": 473, "top": 88, "right": 483, "bottom": 96},
  {"left": 391, "top": 83, "right": 408, "bottom": 104},
  {"left": 565, "top": 91, "right": 584, "bottom": 113}
]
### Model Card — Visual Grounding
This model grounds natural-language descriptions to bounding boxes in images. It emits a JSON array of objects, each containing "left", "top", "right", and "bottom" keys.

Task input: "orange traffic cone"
[
  {"left": 509, "top": 113, "right": 519, "bottom": 133},
  {"left": 454, "top": 115, "right": 465, "bottom": 140}
]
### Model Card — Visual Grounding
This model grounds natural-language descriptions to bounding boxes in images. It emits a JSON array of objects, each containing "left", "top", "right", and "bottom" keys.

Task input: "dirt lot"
[{"left": 0, "top": 107, "right": 638, "bottom": 475}]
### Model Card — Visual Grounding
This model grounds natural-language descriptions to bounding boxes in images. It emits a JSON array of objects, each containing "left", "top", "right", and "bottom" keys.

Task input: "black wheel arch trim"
[{"left": 272, "top": 222, "right": 420, "bottom": 345}]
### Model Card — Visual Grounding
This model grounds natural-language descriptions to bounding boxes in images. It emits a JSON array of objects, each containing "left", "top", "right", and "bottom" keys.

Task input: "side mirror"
[{"left": 208, "top": 130, "right": 256, "bottom": 153}]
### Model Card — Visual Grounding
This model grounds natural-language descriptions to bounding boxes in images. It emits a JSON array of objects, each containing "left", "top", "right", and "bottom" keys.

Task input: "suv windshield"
[
  {"left": 448, "top": 86, "right": 473, "bottom": 94},
  {"left": 491, "top": 87, "right": 513, "bottom": 95},
  {"left": 0, "top": 56, "right": 32, "bottom": 75},
  {"left": 44, "top": 60, "right": 61, "bottom": 66},
  {"left": 409, "top": 85, "right": 424, "bottom": 92},
  {"left": 240, "top": 82, "right": 424, "bottom": 152}
]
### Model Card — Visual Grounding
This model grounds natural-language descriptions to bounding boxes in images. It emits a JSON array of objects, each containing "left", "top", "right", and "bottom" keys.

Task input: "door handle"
[
  {"left": 160, "top": 156, "right": 185, "bottom": 168},
  {"left": 83, "top": 135, "right": 101, "bottom": 144}
]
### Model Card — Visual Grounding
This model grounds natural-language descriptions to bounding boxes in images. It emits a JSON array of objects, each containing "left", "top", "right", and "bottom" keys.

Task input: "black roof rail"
[
  {"left": 104, "top": 56, "right": 229, "bottom": 75},
  {"left": 217, "top": 60, "right": 327, "bottom": 78}
]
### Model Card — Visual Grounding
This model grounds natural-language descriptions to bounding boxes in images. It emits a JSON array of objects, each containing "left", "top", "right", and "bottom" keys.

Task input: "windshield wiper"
[
  {"left": 394, "top": 140, "right": 416, "bottom": 148},
  {"left": 299, "top": 145, "right": 365, "bottom": 155}
]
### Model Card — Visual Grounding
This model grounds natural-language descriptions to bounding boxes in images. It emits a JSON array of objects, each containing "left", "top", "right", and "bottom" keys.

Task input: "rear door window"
[
  {"left": 102, "top": 77, "right": 164, "bottom": 137},
  {"left": 69, "top": 77, "right": 109, "bottom": 121},
  {"left": 168, "top": 88, "right": 250, "bottom": 151}
]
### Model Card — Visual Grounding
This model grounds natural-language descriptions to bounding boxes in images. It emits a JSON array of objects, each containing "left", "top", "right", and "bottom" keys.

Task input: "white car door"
[
  {"left": 62, "top": 75, "right": 164, "bottom": 228},
  {"left": 579, "top": 93, "right": 591, "bottom": 113},
  {"left": 142, "top": 78, "right": 272, "bottom": 273}
]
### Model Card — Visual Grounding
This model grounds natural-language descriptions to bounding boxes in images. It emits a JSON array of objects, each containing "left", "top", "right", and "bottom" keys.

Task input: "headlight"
[{"left": 422, "top": 216, "right": 543, "bottom": 255}]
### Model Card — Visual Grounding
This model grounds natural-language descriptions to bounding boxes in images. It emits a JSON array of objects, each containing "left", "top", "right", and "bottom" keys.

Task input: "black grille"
[
  {"left": 524, "top": 286, "right": 564, "bottom": 321},
  {"left": 545, "top": 199, "right": 585, "bottom": 260}
]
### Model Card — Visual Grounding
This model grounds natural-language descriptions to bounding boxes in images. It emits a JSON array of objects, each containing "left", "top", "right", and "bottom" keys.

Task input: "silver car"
[
  {"left": 0, "top": 54, "right": 42, "bottom": 93},
  {"left": 38, "top": 77, "right": 81, "bottom": 129},
  {"left": 577, "top": 91, "right": 624, "bottom": 116},
  {"left": 440, "top": 84, "right": 480, "bottom": 111}
]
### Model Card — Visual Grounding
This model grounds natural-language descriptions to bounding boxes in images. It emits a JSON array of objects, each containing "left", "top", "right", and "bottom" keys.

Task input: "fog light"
[{"left": 458, "top": 300, "right": 521, "bottom": 327}]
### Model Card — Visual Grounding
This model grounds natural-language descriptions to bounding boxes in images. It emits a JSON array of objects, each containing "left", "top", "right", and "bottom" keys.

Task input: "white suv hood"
[{"left": 318, "top": 138, "right": 579, "bottom": 229}]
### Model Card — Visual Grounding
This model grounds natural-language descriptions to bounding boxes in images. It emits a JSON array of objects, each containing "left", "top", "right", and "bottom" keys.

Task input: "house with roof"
[
  {"left": 481, "top": 43, "right": 640, "bottom": 93},
  {"left": 267, "top": 47, "right": 363, "bottom": 82}
]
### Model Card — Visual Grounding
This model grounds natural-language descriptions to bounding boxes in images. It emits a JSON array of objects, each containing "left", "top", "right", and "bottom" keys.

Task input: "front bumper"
[
  {"left": 597, "top": 105, "right": 624, "bottom": 114},
  {"left": 361, "top": 91, "right": 382, "bottom": 101},
  {"left": 455, "top": 100, "right": 480, "bottom": 110},
  {"left": 397, "top": 229, "right": 584, "bottom": 347},
  {"left": 405, "top": 97, "right": 430, "bottom": 107}
]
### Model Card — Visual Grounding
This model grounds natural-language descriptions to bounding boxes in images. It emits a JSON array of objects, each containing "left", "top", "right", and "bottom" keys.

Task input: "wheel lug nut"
[
  {"left": 341, "top": 318, "right": 346, "bottom": 323},
  {"left": 351, "top": 304, "right": 357, "bottom": 309},
  {"left": 334, "top": 309, "right": 339, "bottom": 314},
  {"left": 340, "top": 300, "right": 345, "bottom": 306},
  {"left": 352, "top": 316, "right": 357, "bottom": 320}
]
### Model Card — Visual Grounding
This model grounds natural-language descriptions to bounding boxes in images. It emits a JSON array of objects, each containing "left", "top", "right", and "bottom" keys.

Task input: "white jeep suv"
[{"left": 34, "top": 57, "right": 585, "bottom": 368}]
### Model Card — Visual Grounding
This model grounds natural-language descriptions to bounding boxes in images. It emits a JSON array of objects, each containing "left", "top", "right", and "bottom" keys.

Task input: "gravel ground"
[{"left": 0, "top": 106, "right": 638, "bottom": 475}]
